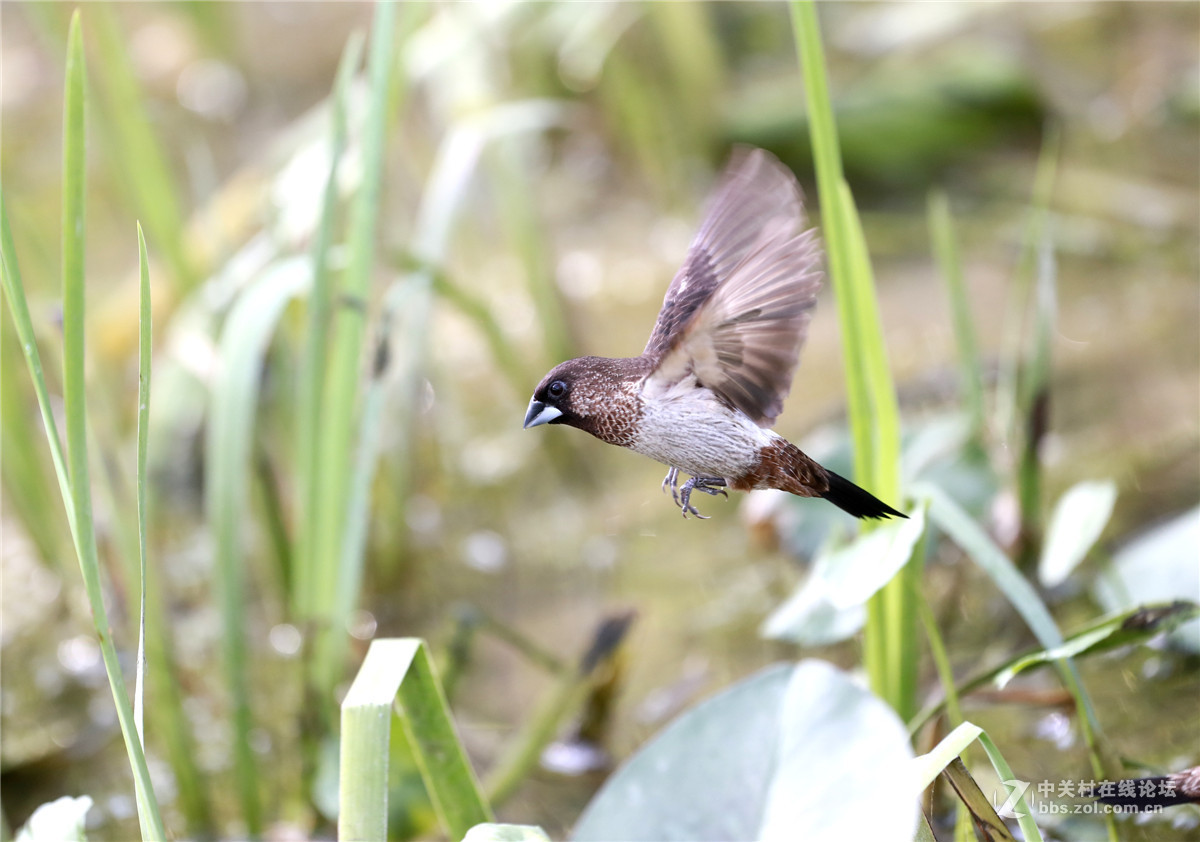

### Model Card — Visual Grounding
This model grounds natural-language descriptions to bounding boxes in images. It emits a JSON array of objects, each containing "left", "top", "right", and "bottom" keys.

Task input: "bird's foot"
[
  {"left": 661, "top": 467, "right": 681, "bottom": 506},
  {"left": 678, "top": 476, "right": 728, "bottom": 519}
]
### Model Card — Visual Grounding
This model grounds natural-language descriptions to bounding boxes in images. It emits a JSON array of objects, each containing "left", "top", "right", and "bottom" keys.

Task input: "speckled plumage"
[{"left": 524, "top": 148, "right": 905, "bottom": 520}]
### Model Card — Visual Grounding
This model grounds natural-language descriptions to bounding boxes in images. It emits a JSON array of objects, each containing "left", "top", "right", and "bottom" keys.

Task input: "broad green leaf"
[
  {"left": 1039, "top": 480, "right": 1117, "bottom": 587},
  {"left": 758, "top": 661, "right": 917, "bottom": 841},
  {"left": 463, "top": 825, "right": 552, "bottom": 842},
  {"left": 572, "top": 661, "right": 916, "bottom": 842},
  {"left": 16, "top": 796, "right": 93, "bottom": 842},
  {"left": 817, "top": 503, "right": 927, "bottom": 608},
  {"left": 761, "top": 580, "right": 866, "bottom": 645},
  {"left": 763, "top": 504, "right": 925, "bottom": 645}
]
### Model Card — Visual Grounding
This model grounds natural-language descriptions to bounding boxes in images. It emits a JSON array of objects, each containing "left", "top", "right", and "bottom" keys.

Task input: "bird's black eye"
[{"left": 548, "top": 380, "right": 567, "bottom": 400}]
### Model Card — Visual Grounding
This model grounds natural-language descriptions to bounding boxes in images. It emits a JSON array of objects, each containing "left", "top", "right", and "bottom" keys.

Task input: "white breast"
[{"left": 630, "top": 379, "right": 775, "bottom": 479}]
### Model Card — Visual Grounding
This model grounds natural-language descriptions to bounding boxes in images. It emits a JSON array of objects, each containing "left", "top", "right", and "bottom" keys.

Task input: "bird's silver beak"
[{"left": 523, "top": 399, "right": 562, "bottom": 429}]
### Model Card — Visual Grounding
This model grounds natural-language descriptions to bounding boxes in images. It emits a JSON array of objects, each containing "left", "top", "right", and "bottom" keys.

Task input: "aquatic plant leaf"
[
  {"left": 572, "top": 661, "right": 916, "bottom": 842},
  {"left": 15, "top": 796, "right": 94, "bottom": 842},
  {"left": 1038, "top": 479, "right": 1117, "bottom": 587},
  {"left": 463, "top": 825, "right": 552, "bottom": 842}
]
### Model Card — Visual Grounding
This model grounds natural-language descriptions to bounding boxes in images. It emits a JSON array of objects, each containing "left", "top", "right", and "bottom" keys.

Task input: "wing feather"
[
  {"left": 642, "top": 148, "right": 805, "bottom": 360},
  {"left": 642, "top": 149, "right": 823, "bottom": 427}
]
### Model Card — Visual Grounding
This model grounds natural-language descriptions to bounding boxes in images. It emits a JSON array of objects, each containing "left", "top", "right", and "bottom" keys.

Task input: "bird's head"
[
  {"left": 523, "top": 356, "right": 645, "bottom": 445},
  {"left": 523, "top": 358, "right": 591, "bottom": 430}
]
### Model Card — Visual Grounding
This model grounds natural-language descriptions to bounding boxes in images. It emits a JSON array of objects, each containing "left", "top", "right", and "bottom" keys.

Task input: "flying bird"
[{"left": 524, "top": 148, "right": 905, "bottom": 520}]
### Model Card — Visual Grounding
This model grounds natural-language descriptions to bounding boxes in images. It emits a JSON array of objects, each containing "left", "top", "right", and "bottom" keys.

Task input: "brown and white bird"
[{"left": 523, "top": 148, "right": 905, "bottom": 520}]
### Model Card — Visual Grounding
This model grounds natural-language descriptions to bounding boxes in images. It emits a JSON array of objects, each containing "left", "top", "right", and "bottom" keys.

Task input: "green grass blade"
[
  {"left": 295, "top": 30, "right": 365, "bottom": 617},
  {"left": 92, "top": 5, "right": 196, "bottom": 292},
  {"left": 488, "top": 138, "right": 573, "bottom": 365},
  {"left": 975, "top": 732, "right": 1046, "bottom": 842},
  {"left": 1016, "top": 228, "right": 1057, "bottom": 568},
  {"left": 134, "top": 223, "right": 151, "bottom": 747},
  {"left": 0, "top": 192, "right": 75, "bottom": 540},
  {"left": 996, "top": 127, "right": 1060, "bottom": 447},
  {"left": 910, "top": 601, "right": 1193, "bottom": 738},
  {"left": 940, "top": 758, "right": 1019, "bottom": 842},
  {"left": 59, "top": 14, "right": 166, "bottom": 839},
  {"left": 308, "top": 0, "right": 395, "bottom": 641},
  {"left": 312, "top": 331, "right": 389, "bottom": 695},
  {"left": 918, "top": 481, "right": 1111, "bottom": 791},
  {"left": 791, "top": 0, "right": 911, "bottom": 718},
  {"left": 928, "top": 189, "right": 985, "bottom": 446},
  {"left": 0, "top": 329, "right": 70, "bottom": 568},
  {"left": 340, "top": 639, "right": 492, "bottom": 841},
  {"left": 911, "top": 721, "right": 983, "bottom": 791},
  {"left": 207, "top": 257, "right": 311, "bottom": 834}
]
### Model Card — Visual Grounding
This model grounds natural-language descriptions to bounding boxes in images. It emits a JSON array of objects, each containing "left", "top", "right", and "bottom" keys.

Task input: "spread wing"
[{"left": 642, "top": 148, "right": 823, "bottom": 427}]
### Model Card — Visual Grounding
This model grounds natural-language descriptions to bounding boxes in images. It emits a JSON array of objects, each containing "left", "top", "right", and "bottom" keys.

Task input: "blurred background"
[{"left": 2, "top": 2, "right": 1197, "bottom": 839}]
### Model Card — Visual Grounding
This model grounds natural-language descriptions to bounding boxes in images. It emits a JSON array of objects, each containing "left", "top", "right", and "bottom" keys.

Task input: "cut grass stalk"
[
  {"left": 791, "top": 0, "right": 913, "bottom": 720},
  {"left": 340, "top": 639, "right": 492, "bottom": 841}
]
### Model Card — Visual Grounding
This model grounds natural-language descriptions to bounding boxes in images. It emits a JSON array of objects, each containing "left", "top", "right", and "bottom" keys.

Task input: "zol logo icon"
[{"left": 993, "top": 779, "right": 1031, "bottom": 818}]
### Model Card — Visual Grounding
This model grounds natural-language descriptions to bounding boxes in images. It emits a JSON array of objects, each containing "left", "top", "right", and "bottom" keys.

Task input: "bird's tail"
[
  {"left": 1091, "top": 770, "right": 1200, "bottom": 810},
  {"left": 821, "top": 469, "right": 907, "bottom": 520}
]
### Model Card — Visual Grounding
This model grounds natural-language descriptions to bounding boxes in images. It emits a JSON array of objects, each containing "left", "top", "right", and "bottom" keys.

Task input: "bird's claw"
[
  {"left": 661, "top": 467, "right": 681, "bottom": 506},
  {"left": 675, "top": 475, "right": 727, "bottom": 519}
]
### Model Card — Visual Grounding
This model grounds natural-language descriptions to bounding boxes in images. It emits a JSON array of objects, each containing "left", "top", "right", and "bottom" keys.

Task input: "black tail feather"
[
  {"left": 821, "top": 470, "right": 907, "bottom": 520},
  {"left": 1092, "top": 772, "right": 1200, "bottom": 810}
]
